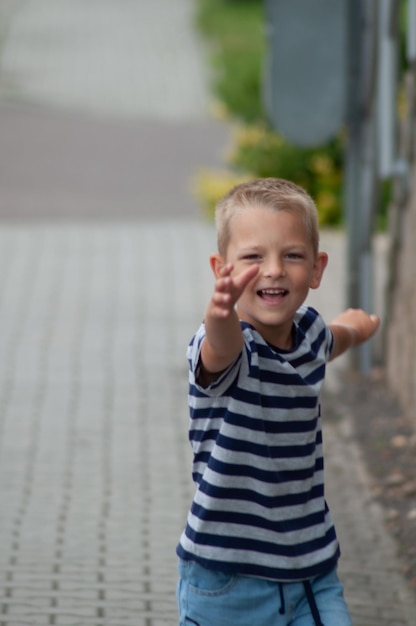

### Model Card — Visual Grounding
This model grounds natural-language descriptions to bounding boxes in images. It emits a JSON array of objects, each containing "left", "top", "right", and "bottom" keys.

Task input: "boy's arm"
[
  {"left": 329, "top": 308, "right": 380, "bottom": 361},
  {"left": 198, "top": 262, "right": 259, "bottom": 386}
]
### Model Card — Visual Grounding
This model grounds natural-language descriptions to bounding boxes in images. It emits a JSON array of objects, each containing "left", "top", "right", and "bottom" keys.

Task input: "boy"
[{"left": 176, "top": 178, "right": 380, "bottom": 625}]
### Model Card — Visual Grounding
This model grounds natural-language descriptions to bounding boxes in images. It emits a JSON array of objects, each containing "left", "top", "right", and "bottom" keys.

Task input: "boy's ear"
[
  {"left": 209, "top": 253, "right": 225, "bottom": 278},
  {"left": 310, "top": 252, "right": 328, "bottom": 289}
]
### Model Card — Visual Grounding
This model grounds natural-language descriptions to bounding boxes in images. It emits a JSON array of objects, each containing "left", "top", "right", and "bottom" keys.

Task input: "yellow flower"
[
  {"left": 192, "top": 169, "right": 252, "bottom": 219},
  {"left": 316, "top": 191, "right": 339, "bottom": 224},
  {"left": 309, "top": 154, "right": 333, "bottom": 177}
]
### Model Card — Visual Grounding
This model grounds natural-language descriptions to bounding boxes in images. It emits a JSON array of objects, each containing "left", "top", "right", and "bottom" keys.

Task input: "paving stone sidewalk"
[
  {"left": 0, "top": 0, "right": 209, "bottom": 120},
  {"left": 0, "top": 222, "right": 414, "bottom": 626}
]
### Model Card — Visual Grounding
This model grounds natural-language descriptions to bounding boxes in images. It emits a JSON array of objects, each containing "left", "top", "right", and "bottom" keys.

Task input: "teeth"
[{"left": 262, "top": 289, "right": 285, "bottom": 295}]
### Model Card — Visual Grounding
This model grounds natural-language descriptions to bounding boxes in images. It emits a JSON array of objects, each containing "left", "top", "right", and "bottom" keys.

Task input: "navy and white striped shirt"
[{"left": 177, "top": 305, "right": 340, "bottom": 582}]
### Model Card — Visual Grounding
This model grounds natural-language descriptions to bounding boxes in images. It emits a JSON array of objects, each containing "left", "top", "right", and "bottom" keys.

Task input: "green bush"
[
  {"left": 229, "top": 125, "right": 344, "bottom": 224},
  {"left": 193, "top": 125, "right": 343, "bottom": 226},
  {"left": 194, "top": 0, "right": 344, "bottom": 226},
  {"left": 195, "top": 0, "right": 265, "bottom": 123}
]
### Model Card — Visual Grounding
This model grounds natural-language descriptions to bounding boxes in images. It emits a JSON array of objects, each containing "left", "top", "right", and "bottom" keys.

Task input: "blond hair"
[{"left": 215, "top": 177, "right": 320, "bottom": 257}]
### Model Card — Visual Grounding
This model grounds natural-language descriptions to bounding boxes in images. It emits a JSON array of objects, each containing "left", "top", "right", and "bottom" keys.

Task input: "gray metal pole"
[
  {"left": 345, "top": 0, "right": 363, "bottom": 370},
  {"left": 345, "top": 0, "right": 379, "bottom": 373}
]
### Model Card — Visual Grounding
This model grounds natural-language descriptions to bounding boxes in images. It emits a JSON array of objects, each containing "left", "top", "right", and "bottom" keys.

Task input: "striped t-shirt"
[{"left": 177, "top": 305, "right": 340, "bottom": 582}]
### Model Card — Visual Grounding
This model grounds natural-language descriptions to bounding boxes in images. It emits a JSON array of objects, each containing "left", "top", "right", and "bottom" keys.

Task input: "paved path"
[
  {"left": 0, "top": 0, "right": 209, "bottom": 120},
  {"left": 0, "top": 2, "right": 415, "bottom": 625},
  {"left": 0, "top": 0, "right": 228, "bottom": 220}
]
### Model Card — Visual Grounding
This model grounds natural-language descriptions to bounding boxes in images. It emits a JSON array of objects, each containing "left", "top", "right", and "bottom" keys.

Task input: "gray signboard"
[{"left": 264, "top": 0, "right": 347, "bottom": 146}]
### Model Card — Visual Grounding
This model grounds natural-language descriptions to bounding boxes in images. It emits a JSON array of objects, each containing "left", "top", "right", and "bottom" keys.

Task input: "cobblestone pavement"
[
  {"left": 0, "top": 0, "right": 209, "bottom": 120},
  {"left": 0, "top": 222, "right": 414, "bottom": 626},
  {"left": 0, "top": 1, "right": 415, "bottom": 625}
]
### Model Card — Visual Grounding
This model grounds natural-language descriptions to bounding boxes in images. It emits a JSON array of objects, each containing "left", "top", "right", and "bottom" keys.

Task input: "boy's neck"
[{"left": 240, "top": 316, "right": 296, "bottom": 351}]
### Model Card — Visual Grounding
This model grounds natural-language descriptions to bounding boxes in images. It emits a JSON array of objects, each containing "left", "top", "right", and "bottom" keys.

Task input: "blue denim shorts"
[{"left": 177, "top": 559, "right": 352, "bottom": 626}]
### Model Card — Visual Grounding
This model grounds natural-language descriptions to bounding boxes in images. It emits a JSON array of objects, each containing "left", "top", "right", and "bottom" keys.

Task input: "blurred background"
[
  {"left": 0, "top": 1, "right": 416, "bottom": 624},
  {"left": 0, "top": 0, "right": 229, "bottom": 220}
]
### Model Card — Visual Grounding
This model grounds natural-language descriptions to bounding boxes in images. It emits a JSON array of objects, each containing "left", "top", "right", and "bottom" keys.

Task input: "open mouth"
[{"left": 257, "top": 288, "right": 288, "bottom": 302}]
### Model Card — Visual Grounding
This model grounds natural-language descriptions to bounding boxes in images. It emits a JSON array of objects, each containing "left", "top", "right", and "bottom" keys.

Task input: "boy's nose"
[{"left": 264, "top": 258, "right": 285, "bottom": 278}]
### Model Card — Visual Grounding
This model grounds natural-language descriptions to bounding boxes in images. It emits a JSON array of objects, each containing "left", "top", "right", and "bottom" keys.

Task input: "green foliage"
[
  {"left": 193, "top": 0, "right": 345, "bottom": 226},
  {"left": 195, "top": 125, "right": 343, "bottom": 226},
  {"left": 195, "top": 0, "right": 265, "bottom": 123}
]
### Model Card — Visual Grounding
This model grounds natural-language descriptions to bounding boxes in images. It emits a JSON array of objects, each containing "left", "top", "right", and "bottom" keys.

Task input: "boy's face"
[{"left": 217, "top": 205, "right": 327, "bottom": 349}]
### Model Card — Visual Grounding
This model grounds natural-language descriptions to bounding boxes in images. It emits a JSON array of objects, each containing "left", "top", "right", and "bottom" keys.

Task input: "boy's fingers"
[
  {"left": 211, "top": 294, "right": 233, "bottom": 318},
  {"left": 213, "top": 291, "right": 231, "bottom": 305},
  {"left": 214, "top": 265, "right": 259, "bottom": 309},
  {"left": 215, "top": 275, "right": 233, "bottom": 292},
  {"left": 369, "top": 314, "right": 381, "bottom": 335},
  {"left": 234, "top": 265, "right": 259, "bottom": 290},
  {"left": 218, "top": 263, "right": 234, "bottom": 277}
]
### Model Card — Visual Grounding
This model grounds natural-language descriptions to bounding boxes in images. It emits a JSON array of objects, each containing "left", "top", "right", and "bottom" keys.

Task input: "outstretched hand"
[
  {"left": 199, "top": 262, "right": 259, "bottom": 380},
  {"left": 209, "top": 263, "right": 259, "bottom": 319},
  {"left": 329, "top": 308, "right": 380, "bottom": 360},
  {"left": 331, "top": 308, "right": 380, "bottom": 343}
]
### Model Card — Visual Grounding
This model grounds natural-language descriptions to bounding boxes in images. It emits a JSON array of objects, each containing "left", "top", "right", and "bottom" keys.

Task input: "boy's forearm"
[
  {"left": 202, "top": 306, "right": 243, "bottom": 373},
  {"left": 329, "top": 308, "right": 380, "bottom": 361},
  {"left": 199, "top": 261, "right": 259, "bottom": 375}
]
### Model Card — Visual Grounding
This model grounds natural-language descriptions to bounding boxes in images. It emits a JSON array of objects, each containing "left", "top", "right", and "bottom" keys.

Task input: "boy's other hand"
[{"left": 331, "top": 308, "right": 380, "bottom": 343}]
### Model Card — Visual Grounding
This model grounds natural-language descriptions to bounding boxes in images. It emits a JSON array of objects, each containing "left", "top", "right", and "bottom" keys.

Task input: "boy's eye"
[
  {"left": 243, "top": 254, "right": 262, "bottom": 261},
  {"left": 286, "top": 252, "right": 304, "bottom": 260}
]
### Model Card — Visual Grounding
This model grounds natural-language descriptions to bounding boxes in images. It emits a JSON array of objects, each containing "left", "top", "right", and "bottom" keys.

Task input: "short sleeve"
[
  {"left": 326, "top": 326, "right": 335, "bottom": 360},
  {"left": 187, "top": 323, "right": 242, "bottom": 397}
]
